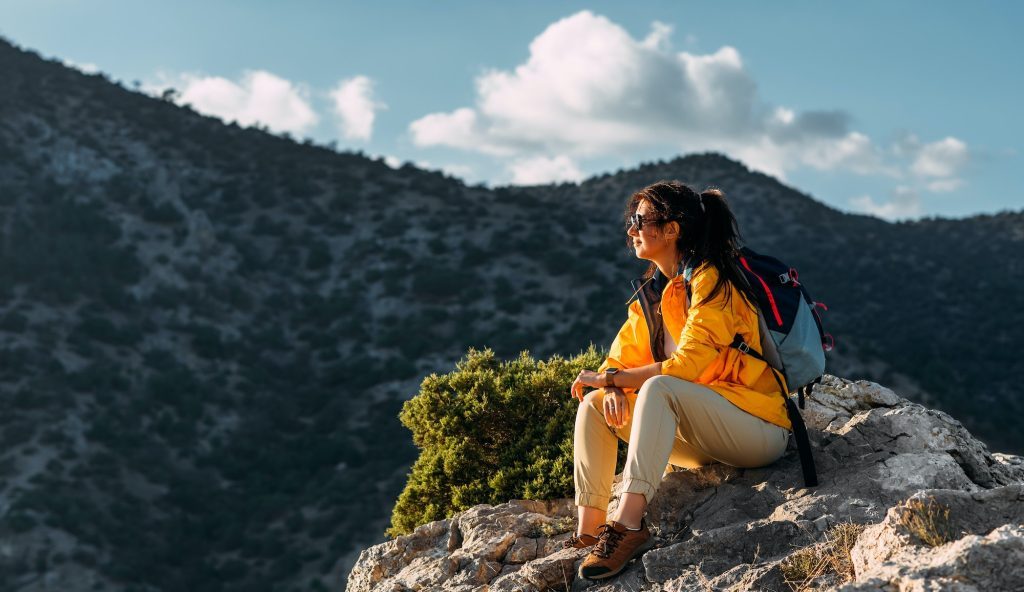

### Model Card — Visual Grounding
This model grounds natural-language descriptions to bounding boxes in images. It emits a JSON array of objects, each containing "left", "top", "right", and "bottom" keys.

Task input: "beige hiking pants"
[{"left": 573, "top": 375, "right": 789, "bottom": 510}]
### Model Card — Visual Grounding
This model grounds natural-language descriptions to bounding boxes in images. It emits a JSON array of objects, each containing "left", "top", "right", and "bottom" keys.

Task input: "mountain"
[{"left": 0, "top": 35, "right": 1022, "bottom": 591}]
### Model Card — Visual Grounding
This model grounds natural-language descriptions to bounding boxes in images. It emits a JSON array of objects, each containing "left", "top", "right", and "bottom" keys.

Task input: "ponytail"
[{"left": 693, "top": 187, "right": 757, "bottom": 308}]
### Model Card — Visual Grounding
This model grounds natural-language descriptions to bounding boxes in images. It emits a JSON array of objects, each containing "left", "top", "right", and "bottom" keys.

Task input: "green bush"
[{"left": 387, "top": 345, "right": 605, "bottom": 536}]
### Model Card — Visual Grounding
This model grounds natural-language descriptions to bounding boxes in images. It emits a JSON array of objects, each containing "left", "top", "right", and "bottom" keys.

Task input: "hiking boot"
[
  {"left": 578, "top": 520, "right": 654, "bottom": 580},
  {"left": 561, "top": 532, "right": 599, "bottom": 550}
]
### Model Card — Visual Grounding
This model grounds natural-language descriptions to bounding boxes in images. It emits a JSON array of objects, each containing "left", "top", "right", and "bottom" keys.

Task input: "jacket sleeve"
[
  {"left": 660, "top": 266, "right": 736, "bottom": 381},
  {"left": 598, "top": 300, "right": 653, "bottom": 373}
]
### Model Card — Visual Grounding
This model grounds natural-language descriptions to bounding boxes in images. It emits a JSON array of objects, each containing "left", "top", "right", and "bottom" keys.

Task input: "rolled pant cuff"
[
  {"left": 621, "top": 477, "right": 657, "bottom": 504},
  {"left": 575, "top": 491, "right": 610, "bottom": 511}
]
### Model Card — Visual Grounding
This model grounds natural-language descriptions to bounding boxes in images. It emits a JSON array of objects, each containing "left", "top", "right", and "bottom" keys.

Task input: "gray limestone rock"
[{"left": 843, "top": 524, "right": 1024, "bottom": 591}]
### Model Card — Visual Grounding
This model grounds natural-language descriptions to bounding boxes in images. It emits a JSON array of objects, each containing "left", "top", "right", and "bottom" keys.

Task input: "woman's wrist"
[{"left": 603, "top": 368, "right": 621, "bottom": 387}]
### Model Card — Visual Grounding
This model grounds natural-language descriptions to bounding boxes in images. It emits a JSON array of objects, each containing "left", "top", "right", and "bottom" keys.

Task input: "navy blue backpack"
[{"left": 685, "top": 246, "right": 834, "bottom": 487}]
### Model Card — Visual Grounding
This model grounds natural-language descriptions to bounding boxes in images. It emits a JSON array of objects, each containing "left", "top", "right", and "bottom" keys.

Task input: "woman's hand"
[
  {"left": 570, "top": 369, "right": 604, "bottom": 402},
  {"left": 602, "top": 387, "right": 630, "bottom": 429}
]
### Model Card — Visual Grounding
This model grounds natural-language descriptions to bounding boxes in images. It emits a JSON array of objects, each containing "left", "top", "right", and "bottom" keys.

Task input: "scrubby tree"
[{"left": 388, "top": 346, "right": 615, "bottom": 536}]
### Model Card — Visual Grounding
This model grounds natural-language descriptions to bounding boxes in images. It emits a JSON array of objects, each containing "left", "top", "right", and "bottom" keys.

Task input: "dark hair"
[{"left": 624, "top": 180, "right": 757, "bottom": 308}]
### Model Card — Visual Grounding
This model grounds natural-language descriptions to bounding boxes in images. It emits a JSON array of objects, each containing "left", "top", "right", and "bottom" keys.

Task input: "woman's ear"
[{"left": 663, "top": 220, "right": 680, "bottom": 239}]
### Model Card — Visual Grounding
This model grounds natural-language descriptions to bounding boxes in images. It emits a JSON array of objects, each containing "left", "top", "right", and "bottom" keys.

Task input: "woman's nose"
[{"left": 627, "top": 224, "right": 639, "bottom": 237}]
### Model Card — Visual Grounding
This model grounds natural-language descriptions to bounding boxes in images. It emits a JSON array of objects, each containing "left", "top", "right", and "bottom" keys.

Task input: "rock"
[
  {"left": 518, "top": 549, "right": 579, "bottom": 590},
  {"left": 644, "top": 519, "right": 808, "bottom": 582},
  {"left": 850, "top": 485, "right": 1024, "bottom": 574},
  {"left": 346, "top": 518, "right": 455, "bottom": 592},
  {"left": 505, "top": 537, "right": 539, "bottom": 564},
  {"left": 347, "top": 376, "right": 1024, "bottom": 591},
  {"left": 489, "top": 549, "right": 583, "bottom": 591},
  {"left": 842, "top": 524, "right": 1024, "bottom": 591},
  {"left": 705, "top": 561, "right": 787, "bottom": 592},
  {"left": 992, "top": 452, "right": 1024, "bottom": 482},
  {"left": 346, "top": 499, "right": 576, "bottom": 592},
  {"left": 646, "top": 463, "right": 737, "bottom": 535}
]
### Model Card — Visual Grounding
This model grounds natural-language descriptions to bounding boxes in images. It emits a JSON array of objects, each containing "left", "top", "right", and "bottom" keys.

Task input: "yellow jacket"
[{"left": 598, "top": 263, "right": 791, "bottom": 430}]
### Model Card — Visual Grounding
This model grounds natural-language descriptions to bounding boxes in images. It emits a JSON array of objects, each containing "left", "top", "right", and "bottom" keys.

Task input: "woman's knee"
[
  {"left": 635, "top": 375, "right": 678, "bottom": 410},
  {"left": 638, "top": 375, "right": 678, "bottom": 397},
  {"left": 578, "top": 389, "right": 605, "bottom": 418}
]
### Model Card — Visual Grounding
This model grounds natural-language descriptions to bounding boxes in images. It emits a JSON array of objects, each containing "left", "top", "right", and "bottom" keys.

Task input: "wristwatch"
[{"left": 604, "top": 368, "right": 620, "bottom": 388}]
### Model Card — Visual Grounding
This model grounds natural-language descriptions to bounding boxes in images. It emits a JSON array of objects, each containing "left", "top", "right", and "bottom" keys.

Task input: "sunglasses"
[{"left": 628, "top": 212, "right": 660, "bottom": 231}]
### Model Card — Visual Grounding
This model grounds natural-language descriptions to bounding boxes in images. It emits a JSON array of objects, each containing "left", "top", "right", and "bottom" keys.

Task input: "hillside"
[{"left": 0, "top": 35, "right": 1022, "bottom": 591}]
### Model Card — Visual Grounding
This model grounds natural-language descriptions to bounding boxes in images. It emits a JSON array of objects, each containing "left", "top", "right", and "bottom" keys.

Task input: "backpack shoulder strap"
[{"left": 729, "top": 334, "right": 818, "bottom": 488}]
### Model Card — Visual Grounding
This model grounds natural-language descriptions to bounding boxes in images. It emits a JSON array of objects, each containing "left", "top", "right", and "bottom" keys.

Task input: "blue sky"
[{"left": 2, "top": 0, "right": 1021, "bottom": 219}]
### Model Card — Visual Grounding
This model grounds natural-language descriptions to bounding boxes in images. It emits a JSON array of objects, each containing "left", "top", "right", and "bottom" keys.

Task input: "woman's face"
[{"left": 627, "top": 199, "right": 677, "bottom": 261}]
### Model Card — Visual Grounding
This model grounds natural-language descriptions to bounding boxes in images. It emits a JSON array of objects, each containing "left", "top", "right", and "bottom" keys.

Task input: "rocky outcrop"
[{"left": 347, "top": 376, "right": 1024, "bottom": 591}]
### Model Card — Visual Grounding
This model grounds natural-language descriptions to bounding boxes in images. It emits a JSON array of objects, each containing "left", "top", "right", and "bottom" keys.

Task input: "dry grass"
[
  {"left": 781, "top": 522, "right": 865, "bottom": 591},
  {"left": 899, "top": 497, "right": 956, "bottom": 547},
  {"left": 529, "top": 515, "right": 576, "bottom": 538}
]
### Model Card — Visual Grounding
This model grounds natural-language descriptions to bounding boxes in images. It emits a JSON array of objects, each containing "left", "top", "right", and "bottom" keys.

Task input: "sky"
[{"left": 1, "top": 1, "right": 1022, "bottom": 220}]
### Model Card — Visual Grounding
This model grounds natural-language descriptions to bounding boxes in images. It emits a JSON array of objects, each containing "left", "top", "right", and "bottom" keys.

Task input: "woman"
[{"left": 566, "top": 181, "right": 791, "bottom": 580}]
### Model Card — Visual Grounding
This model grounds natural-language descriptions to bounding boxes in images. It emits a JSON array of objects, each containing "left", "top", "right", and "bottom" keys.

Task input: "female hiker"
[{"left": 566, "top": 181, "right": 792, "bottom": 580}]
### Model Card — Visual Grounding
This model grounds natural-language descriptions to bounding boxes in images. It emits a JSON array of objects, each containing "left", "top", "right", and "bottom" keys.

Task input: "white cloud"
[
  {"left": 509, "top": 155, "right": 583, "bottom": 185},
  {"left": 62, "top": 58, "right": 99, "bottom": 74},
  {"left": 850, "top": 186, "right": 921, "bottom": 220},
  {"left": 408, "top": 11, "right": 910, "bottom": 180},
  {"left": 911, "top": 137, "right": 968, "bottom": 177},
  {"left": 772, "top": 107, "right": 795, "bottom": 126},
  {"left": 146, "top": 69, "right": 318, "bottom": 135},
  {"left": 642, "top": 21, "right": 674, "bottom": 51},
  {"left": 378, "top": 156, "right": 476, "bottom": 180},
  {"left": 409, "top": 107, "right": 513, "bottom": 155},
  {"left": 440, "top": 163, "right": 475, "bottom": 180},
  {"left": 811, "top": 133, "right": 890, "bottom": 175},
  {"left": 407, "top": 10, "right": 970, "bottom": 199},
  {"left": 330, "top": 75, "right": 385, "bottom": 141},
  {"left": 884, "top": 133, "right": 969, "bottom": 196}
]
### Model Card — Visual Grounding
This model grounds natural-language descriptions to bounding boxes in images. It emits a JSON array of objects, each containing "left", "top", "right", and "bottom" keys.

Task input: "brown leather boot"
[
  {"left": 561, "top": 532, "right": 599, "bottom": 550},
  {"left": 578, "top": 520, "right": 654, "bottom": 580}
]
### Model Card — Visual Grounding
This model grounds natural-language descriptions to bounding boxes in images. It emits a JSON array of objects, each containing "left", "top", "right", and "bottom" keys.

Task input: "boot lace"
[
  {"left": 562, "top": 533, "right": 586, "bottom": 549},
  {"left": 593, "top": 524, "right": 626, "bottom": 558}
]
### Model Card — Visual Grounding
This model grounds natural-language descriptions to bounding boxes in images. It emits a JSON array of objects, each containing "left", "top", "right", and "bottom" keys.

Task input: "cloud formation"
[
  {"left": 851, "top": 186, "right": 922, "bottom": 221},
  {"left": 148, "top": 69, "right": 319, "bottom": 135},
  {"left": 509, "top": 155, "right": 583, "bottom": 185},
  {"left": 408, "top": 10, "right": 969, "bottom": 197},
  {"left": 330, "top": 75, "right": 385, "bottom": 141},
  {"left": 62, "top": 58, "right": 99, "bottom": 74},
  {"left": 409, "top": 11, "right": 888, "bottom": 182},
  {"left": 910, "top": 136, "right": 968, "bottom": 178}
]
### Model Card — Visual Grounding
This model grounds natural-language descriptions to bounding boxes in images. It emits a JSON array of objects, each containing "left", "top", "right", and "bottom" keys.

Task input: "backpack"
[{"left": 684, "top": 246, "right": 834, "bottom": 487}]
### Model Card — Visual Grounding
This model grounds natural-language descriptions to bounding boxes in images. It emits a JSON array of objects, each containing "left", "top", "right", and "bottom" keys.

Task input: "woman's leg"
[
  {"left": 573, "top": 388, "right": 634, "bottom": 536},
  {"left": 610, "top": 375, "right": 789, "bottom": 526}
]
